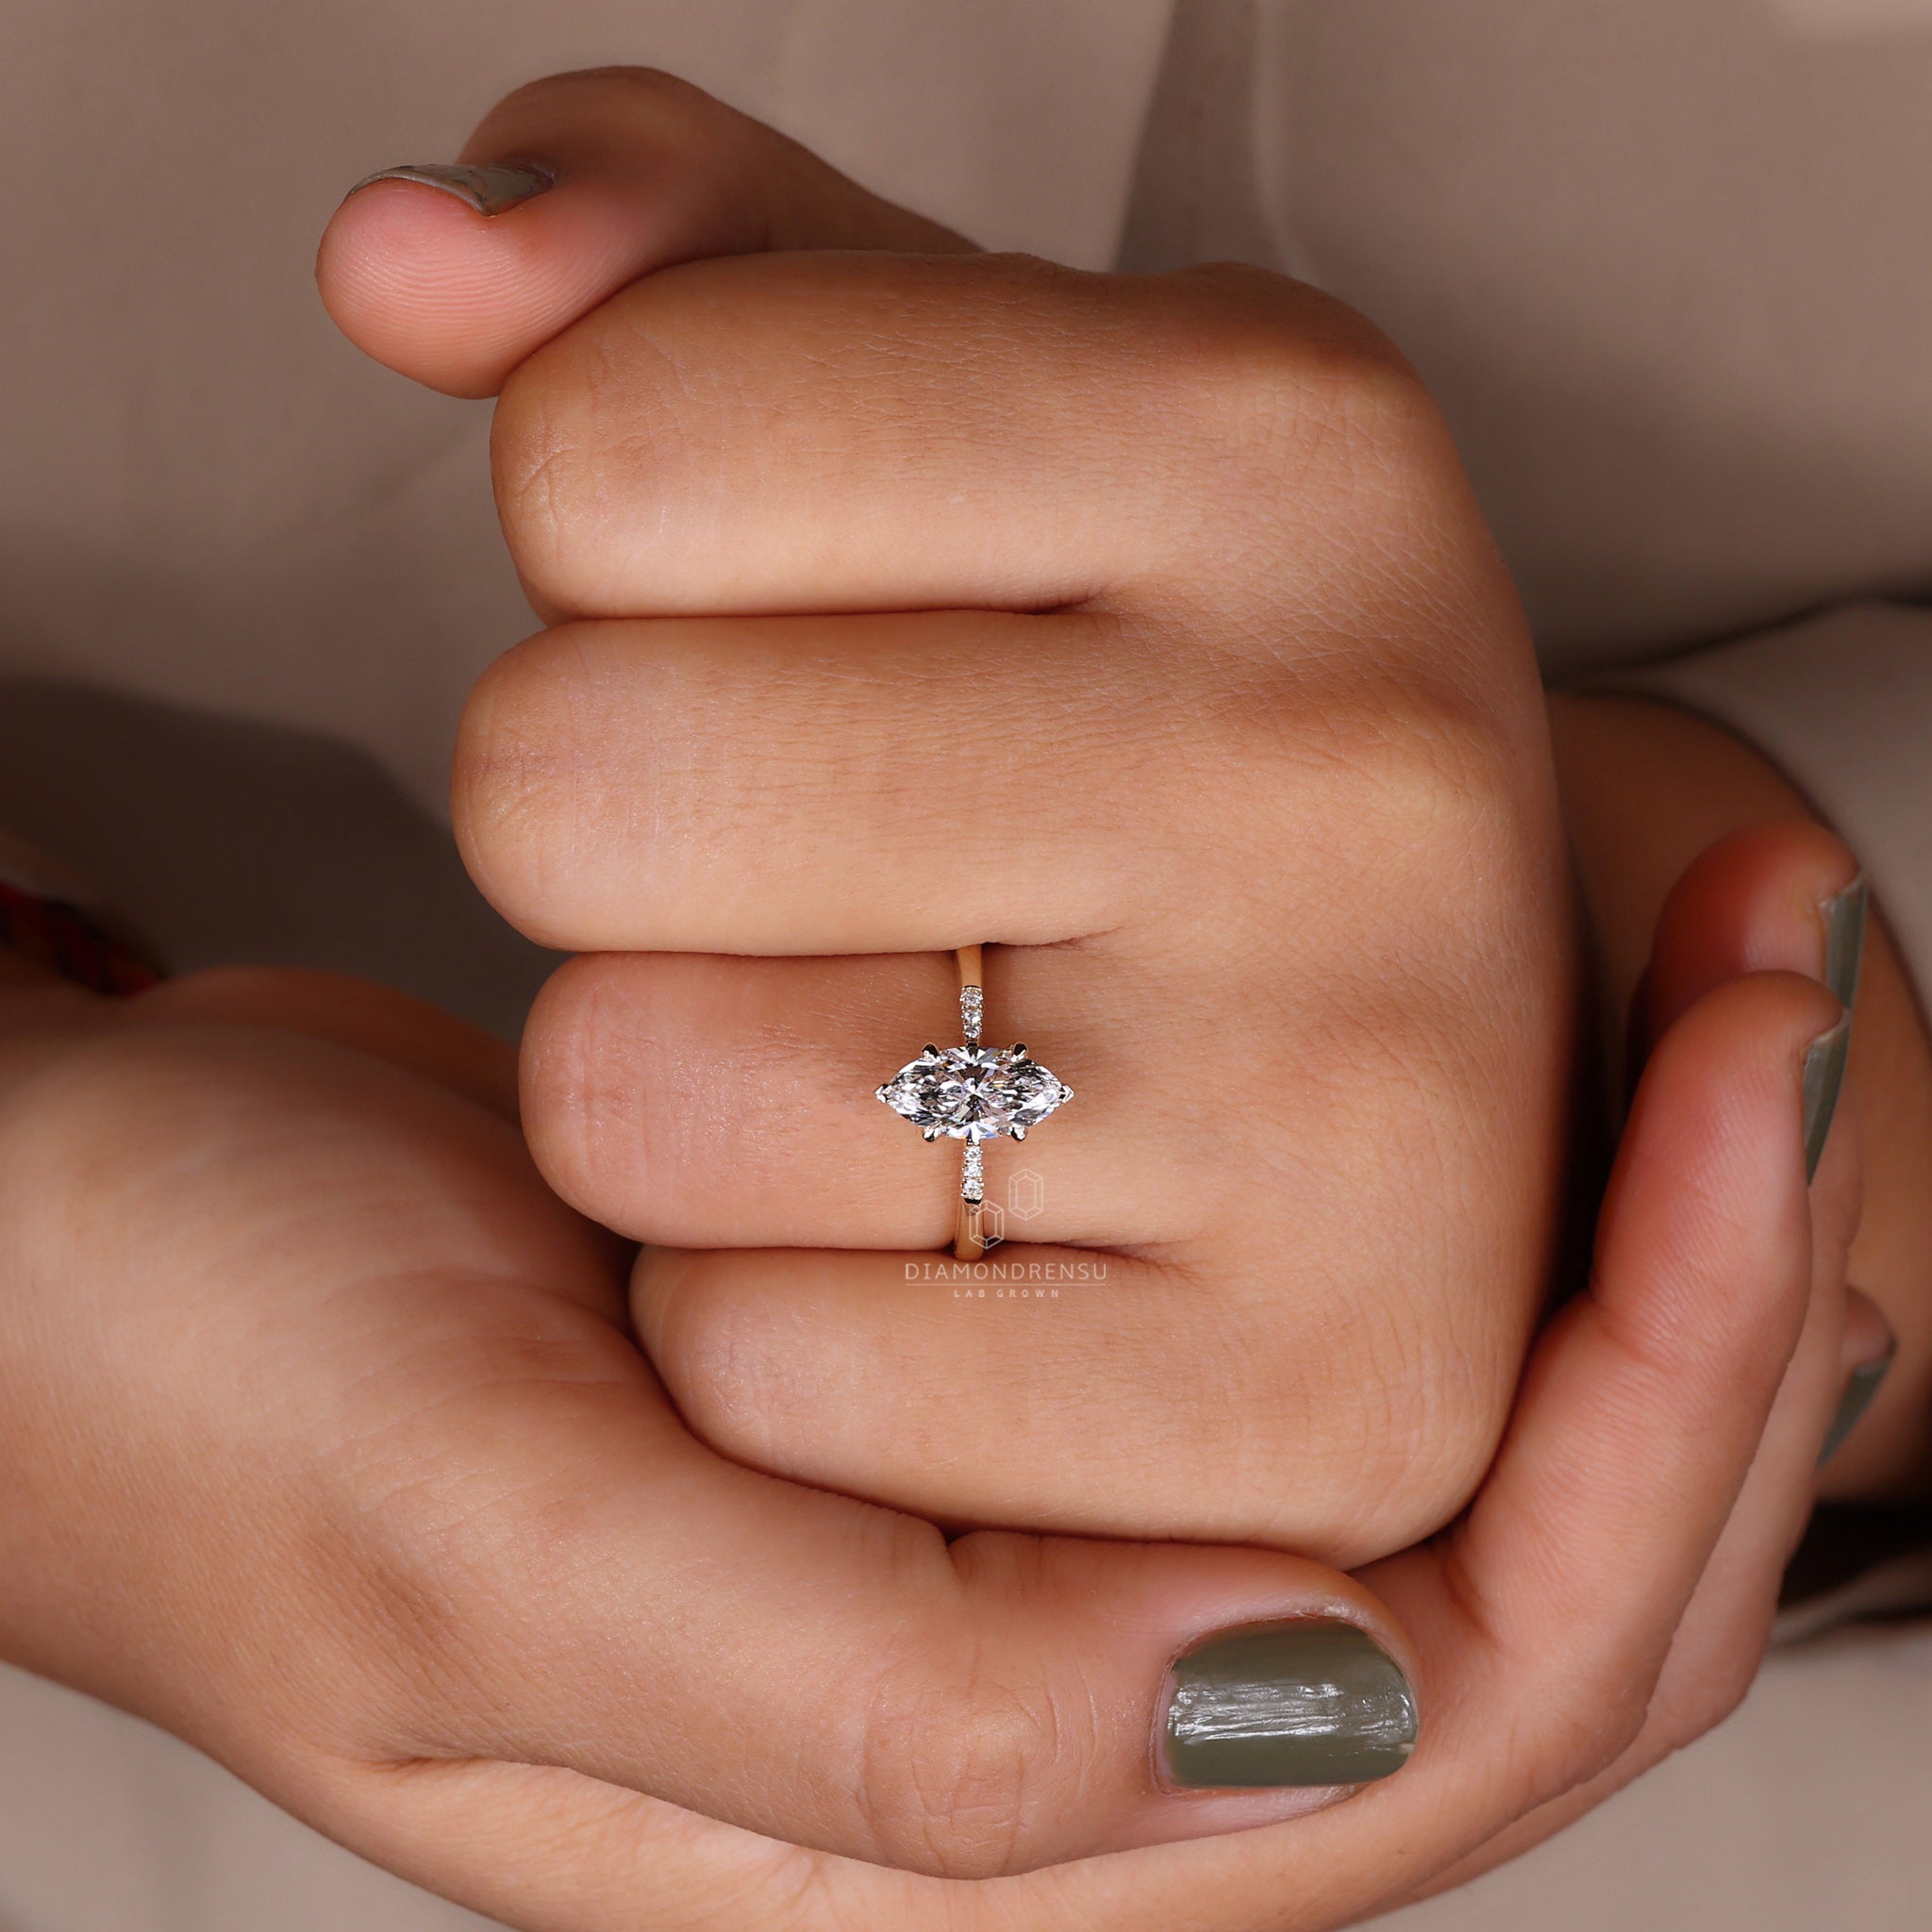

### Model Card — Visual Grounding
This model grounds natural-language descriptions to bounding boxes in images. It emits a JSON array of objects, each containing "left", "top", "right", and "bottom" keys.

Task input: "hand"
[
  {"left": 0, "top": 953, "right": 1384, "bottom": 1903},
  {"left": 0, "top": 926, "right": 1854, "bottom": 1931},
  {"left": 328, "top": 68, "right": 1576, "bottom": 1574},
  {"left": 305, "top": 67, "right": 1874, "bottom": 1929}
]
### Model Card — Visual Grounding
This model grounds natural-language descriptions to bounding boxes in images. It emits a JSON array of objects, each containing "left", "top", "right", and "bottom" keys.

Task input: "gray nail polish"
[
  {"left": 1819, "top": 1341, "right": 1897, "bottom": 1467},
  {"left": 1162, "top": 1621, "right": 1417, "bottom": 1789},
  {"left": 1822, "top": 875, "right": 1869, "bottom": 1011},
  {"left": 348, "top": 161, "right": 555, "bottom": 216},
  {"left": 1803, "top": 1014, "right": 1852, "bottom": 1181}
]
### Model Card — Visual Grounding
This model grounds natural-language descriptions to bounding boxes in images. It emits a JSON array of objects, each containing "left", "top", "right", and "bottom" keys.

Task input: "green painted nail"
[
  {"left": 1162, "top": 1621, "right": 1417, "bottom": 1789},
  {"left": 1803, "top": 1014, "right": 1852, "bottom": 1182},
  {"left": 347, "top": 161, "right": 555, "bottom": 216},
  {"left": 1819, "top": 1341, "right": 1896, "bottom": 1466},
  {"left": 1822, "top": 875, "right": 1869, "bottom": 1011}
]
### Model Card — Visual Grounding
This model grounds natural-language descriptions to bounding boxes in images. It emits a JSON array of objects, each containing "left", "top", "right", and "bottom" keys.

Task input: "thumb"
[{"left": 318, "top": 66, "right": 975, "bottom": 398}]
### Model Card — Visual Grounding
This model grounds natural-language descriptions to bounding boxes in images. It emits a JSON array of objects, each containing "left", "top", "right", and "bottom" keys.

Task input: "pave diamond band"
[{"left": 875, "top": 944, "right": 1073, "bottom": 1258}]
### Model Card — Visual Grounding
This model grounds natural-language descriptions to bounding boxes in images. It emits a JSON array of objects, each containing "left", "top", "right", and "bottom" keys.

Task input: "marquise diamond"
[{"left": 876, "top": 1044, "right": 1072, "bottom": 1142}]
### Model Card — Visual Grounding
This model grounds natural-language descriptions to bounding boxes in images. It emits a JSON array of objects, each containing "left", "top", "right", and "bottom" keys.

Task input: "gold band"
[{"left": 954, "top": 944, "right": 987, "bottom": 1260}]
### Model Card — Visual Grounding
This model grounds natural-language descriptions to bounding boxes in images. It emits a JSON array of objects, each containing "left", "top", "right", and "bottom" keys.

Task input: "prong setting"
[{"left": 875, "top": 954, "right": 1071, "bottom": 1257}]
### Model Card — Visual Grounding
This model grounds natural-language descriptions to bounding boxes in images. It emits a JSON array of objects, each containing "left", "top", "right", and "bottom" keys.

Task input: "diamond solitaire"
[
  {"left": 875, "top": 945, "right": 1072, "bottom": 1258},
  {"left": 876, "top": 1045, "right": 1071, "bottom": 1143}
]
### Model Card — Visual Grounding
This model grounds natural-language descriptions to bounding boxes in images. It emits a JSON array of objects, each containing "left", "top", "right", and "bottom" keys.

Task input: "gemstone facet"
[{"left": 876, "top": 1045, "right": 1072, "bottom": 1142}]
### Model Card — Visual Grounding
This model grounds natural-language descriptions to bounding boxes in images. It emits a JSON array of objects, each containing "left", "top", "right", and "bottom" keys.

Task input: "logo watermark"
[
  {"left": 921, "top": 1171, "right": 1108, "bottom": 1293},
  {"left": 1008, "top": 1168, "right": 1046, "bottom": 1222},
  {"left": 907, "top": 1258, "right": 1109, "bottom": 1283},
  {"left": 969, "top": 1166, "right": 1049, "bottom": 1255},
  {"left": 908, "top": 1257, "right": 1108, "bottom": 1296}
]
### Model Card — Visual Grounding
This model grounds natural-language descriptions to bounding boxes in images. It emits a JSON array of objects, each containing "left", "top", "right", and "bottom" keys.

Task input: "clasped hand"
[{"left": 0, "top": 66, "right": 1867, "bottom": 1932}]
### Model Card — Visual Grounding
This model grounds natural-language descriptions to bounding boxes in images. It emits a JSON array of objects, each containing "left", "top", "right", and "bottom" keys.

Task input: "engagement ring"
[{"left": 875, "top": 945, "right": 1072, "bottom": 1259}]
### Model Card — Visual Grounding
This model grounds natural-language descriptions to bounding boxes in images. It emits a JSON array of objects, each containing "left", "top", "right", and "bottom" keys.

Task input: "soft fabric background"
[{"left": 0, "top": 0, "right": 1167, "bottom": 823}]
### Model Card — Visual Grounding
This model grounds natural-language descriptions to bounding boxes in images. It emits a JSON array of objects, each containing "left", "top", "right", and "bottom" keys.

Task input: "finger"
[
  {"left": 1644, "top": 821, "right": 1864, "bottom": 1039},
  {"left": 1657, "top": 833, "right": 1932, "bottom": 1502},
  {"left": 1357, "top": 973, "right": 1834, "bottom": 1824},
  {"left": 556, "top": 928, "right": 1519, "bottom": 1563},
  {"left": 1437, "top": 972, "right": 1836, "bottom": 1688},
  {"left": 1641, "top": 822, "right": 1865, "bottom": 1314},
  {"left": 319, "top": 67, "right": 973, "bottom": 398},
  {"left": 1382, "top": 1287, "right": 1852, "bottom": 1910},
  {"left": 1828, "top": 1280, "right": 1898, "bottom": 1451},
  {"left": 519, "top": 946, "right": 1143, "bottom": 1248},
  {"left": 508, "top": 907, "right": 1544, "bottom": 1568},
  {"left": 519, "top": 943, "right": 1451, "bottom": 1252},
  {"left": 320, "top": 1381, "right": 1417, "bottom": 1877},
  {"left": 630, "top": 1240, "right": 1514, "bottom": 1572},
  {"left": 457, "top": 611, "right": 1152, "bottom": 952},
  {"left": 1413, "top": 1068, "right": 1865, "bottom": 1903},
  {"left": 480, "top": 244, "right": 1464, "bottom": 625},
  {"left": 1642, "top": 816, "right": 1865, "bottom": 1242},
  {"left": 455, "top": 609, "right": 1524, "bottom": 957},
  {"left": 515, "top": 922, "right": 1540, "bottom": 1563}
]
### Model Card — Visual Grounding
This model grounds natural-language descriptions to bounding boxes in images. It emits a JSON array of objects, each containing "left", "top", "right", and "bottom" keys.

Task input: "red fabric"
[{"left": 0, "top": 881, "right": 165, "bottom": 996}]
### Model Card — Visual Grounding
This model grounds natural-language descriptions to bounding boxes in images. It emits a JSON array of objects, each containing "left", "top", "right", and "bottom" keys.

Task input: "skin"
[
  {"left": 443, "top": 144, "right": 1580, "bottom": 1575},
  {"left": 0, "top": 926, "right": 1857, "bottom": 1930},
  {"left": 318, "top": 63, "right": 1902, "bottom": 1916},
  {"left": 0, "top": 56, "right": 1907, "bottom": 1932},
  {"left": 1552, "top": 694, "right": 1932, "bottom": 1496}
]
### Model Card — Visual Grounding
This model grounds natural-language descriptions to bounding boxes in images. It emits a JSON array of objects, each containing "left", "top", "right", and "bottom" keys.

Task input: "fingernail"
[
  {"left": 1821, "top": 874, "right": 1869, "bottom": 1010},
  {"left": 1803, "top": 1014, "right": 1852, "bottom": 1182},
  {"left": 1819, "top": 1338, "right": 1897, "bottom": 1466},
  {"left": 1162, "top": 1620, "right": 1417, "bottom": 1789},
  {"left": 346, "top": 161, "right": 555, "bottom": 217}
]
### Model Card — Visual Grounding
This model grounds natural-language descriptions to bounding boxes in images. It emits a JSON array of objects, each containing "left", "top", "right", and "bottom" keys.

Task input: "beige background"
[{"left": 0, "top": 0, "right": 1167, "bottom": 822}]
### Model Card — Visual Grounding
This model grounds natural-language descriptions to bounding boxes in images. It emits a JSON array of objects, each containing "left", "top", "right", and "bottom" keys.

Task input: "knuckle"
[
  {"left": 1210, "top": 671, "right": 1523, "bottom": 898},
  {"left": 520, "top": 957, "right": 650, "bottom": 1225},
  {"left": 492, "top": 303, "right": 697, "bottom": 613},
  {"left": 1159, "top": 264, "right": 1444, "bottom": 506},
  {"left": 643, "top": 1261, "right": 791, "bottom": 1462},
  {"left": 1674, "top": 1656, "right": 1760, "bottom": 1745},
  {"left": 1651, "top": 1615, "right": 1777, "bottom": 1757},
  {"left": 452, "top": 625, "right": 617, "bottom": 941},
  {"left": 483, "top": 64, "right": 735, "bottom": 143},
  {"left": 854, "top": 1637, "right": 1084, "bottom": 1878},
  {"left": 1518, "top": 1679, "right": 1655, "bottom": 1803},
  {"left": 491, "top": 346, "right": 624, "bottom": 609}
]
